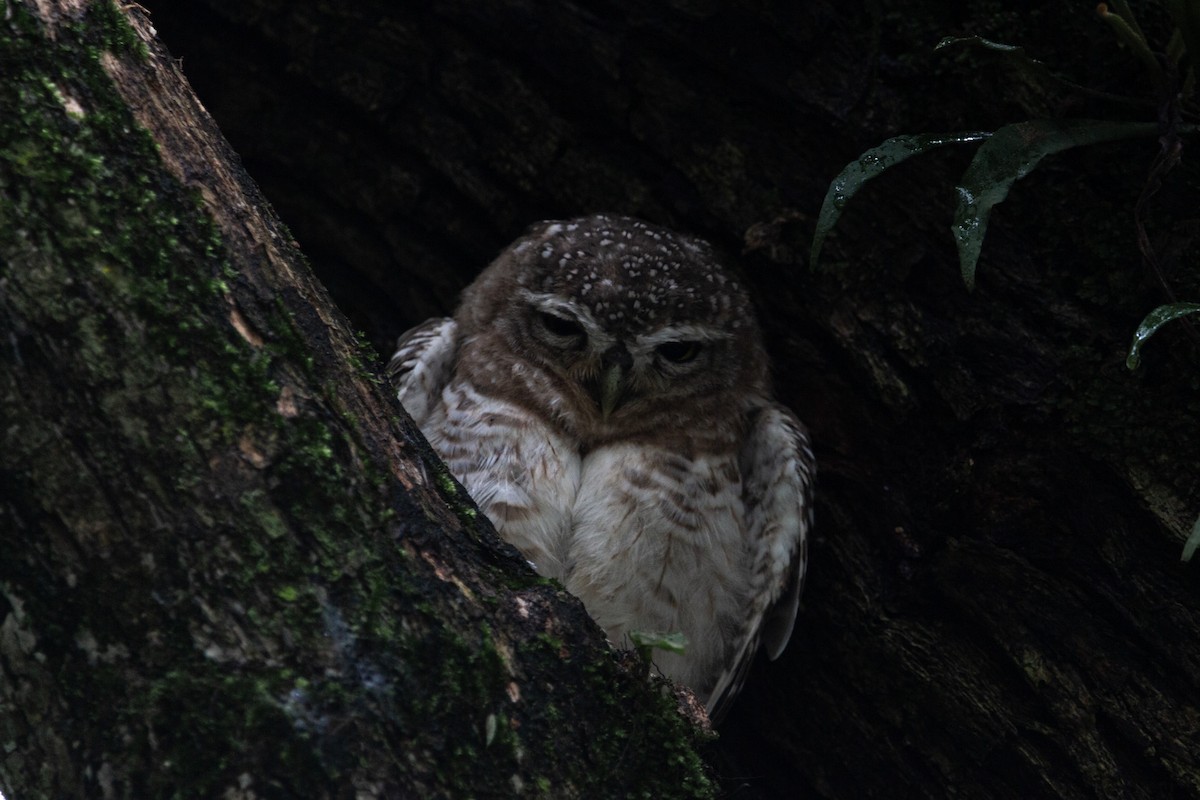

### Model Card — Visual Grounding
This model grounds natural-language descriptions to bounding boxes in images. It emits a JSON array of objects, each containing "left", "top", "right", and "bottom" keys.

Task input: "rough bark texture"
[
  {"left": 125, "top": 0, "right": 1200, "bottom": 798},
  {"left": 0, "top": 3, "right": 715, "bottom": 798}
]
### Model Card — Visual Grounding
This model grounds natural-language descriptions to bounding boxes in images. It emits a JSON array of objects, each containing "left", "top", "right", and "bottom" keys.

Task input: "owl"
[{"left": 389, "top": 214, "right": 813, "bottom": 720}]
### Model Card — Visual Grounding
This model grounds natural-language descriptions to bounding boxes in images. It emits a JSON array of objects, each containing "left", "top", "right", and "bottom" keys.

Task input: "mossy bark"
[
  {"left": 132, "top": 1, "right": 1200, "bottom": 798},
  {"left": 0, "top": 2, "right": 715, "bottom": 798}
]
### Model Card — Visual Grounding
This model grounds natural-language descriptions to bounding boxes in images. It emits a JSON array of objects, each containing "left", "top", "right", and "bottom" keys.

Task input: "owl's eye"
[
  {"left": 656, "top": 341, "right": 702, "bottom": 364},
  {"left": 537, "top": 311, "right": 586, "bottom": 341}
]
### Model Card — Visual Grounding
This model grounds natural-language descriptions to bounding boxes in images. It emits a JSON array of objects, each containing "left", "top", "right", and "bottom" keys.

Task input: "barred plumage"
[{"left": 389, "top": 214, "right": 814, "bottom": 720}]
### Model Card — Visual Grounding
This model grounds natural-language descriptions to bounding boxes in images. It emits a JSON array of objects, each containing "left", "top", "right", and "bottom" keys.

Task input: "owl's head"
[{"left": 456, "top": 214, "right": 768, "bottom": 436}]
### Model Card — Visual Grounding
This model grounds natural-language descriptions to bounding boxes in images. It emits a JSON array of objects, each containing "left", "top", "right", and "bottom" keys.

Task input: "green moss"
[
  {"left": 428, "top": 456, "right": 484, "bottom": 532},
  {"left": 505, "top": 629, "right": 715, "bottom": 798},
  {"left": 138, "top": 665, "right": 329, "bottom": 798},
  {"left": 91, "top": 0, "right": 150, "bottom": 60},
  {"left": 435, "top": 467, "right": 459, "bottom": 496},
  {"left": 240, "top": 490, "right": 289, "bottom": 540}
]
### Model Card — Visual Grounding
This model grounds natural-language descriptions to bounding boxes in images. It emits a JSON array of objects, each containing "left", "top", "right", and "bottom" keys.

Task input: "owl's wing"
[
  {"left": 708, "top": 403, "right": 814, "bottom": 720},
  {"left": 387, "top": 317, "right": 458, "bottom": 425}
]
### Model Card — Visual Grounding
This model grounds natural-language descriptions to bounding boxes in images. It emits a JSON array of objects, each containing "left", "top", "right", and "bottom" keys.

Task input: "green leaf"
[
  {"left": 1099, "top": 4, "right": 1164, "bottom": 91},
  {"left": 810, "top": 132, "right": 991, "bottom": 268},
  {"left": 1166, "top": 0, "right": 1200, "bottom": 90},
  {"left": 952, "top": 119, "right": 1157, "bottom": 290},
  {"left": 628, "top": 630, "right": 688, "bottom": 655},
  {"left": 1183, "top": 515, "right": 1200, "bottom": 563},
  {"left": 1126, "top": 302, "right": 1200, "bottom": 369},
  {"left": 936, "top": 35, "right": 1028, "bottom": 54}
]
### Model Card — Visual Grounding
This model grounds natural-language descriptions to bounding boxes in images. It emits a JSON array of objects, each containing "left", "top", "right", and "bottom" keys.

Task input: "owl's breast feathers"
[{"left": 393, "top": 320, "right": 811, "bottom": 719}]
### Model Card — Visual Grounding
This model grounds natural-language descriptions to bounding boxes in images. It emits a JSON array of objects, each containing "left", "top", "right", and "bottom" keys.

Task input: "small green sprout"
[{"left": 628, "top": 630, "right": 688, "bottom": 678}]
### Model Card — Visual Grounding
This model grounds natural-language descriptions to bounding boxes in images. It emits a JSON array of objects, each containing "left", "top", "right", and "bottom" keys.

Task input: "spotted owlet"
[{"left": 389, "top": 214, "right": 813, "bottom": 720}]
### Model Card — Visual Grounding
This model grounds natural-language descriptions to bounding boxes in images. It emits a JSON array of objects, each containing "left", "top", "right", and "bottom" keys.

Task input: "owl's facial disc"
[{"left": 518, "top": 291, "right": 736, "bottom": 420}]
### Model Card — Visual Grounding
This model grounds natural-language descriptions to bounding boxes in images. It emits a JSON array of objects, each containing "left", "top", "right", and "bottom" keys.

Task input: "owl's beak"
[
  {"left": 599, "top": 365, "right": 625, "bottom": 419},
  {"left": 598, "top": 343, "right": 632, "bottom": 420}
]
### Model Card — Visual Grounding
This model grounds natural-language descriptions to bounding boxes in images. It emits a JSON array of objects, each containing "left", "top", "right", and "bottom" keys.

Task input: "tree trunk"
[
  {"left": 128, "top": 0, "right": 1200, "bottom": 798},
  {"left": 0, "top": 3, "right": 715, "bottom": 798}
]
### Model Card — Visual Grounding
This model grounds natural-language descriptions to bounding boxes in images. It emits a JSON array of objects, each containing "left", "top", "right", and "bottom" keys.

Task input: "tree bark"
[
  {"left": 128, "top": 0, "right": 1200, "bottom": 798},
  {"left": 0, "top": 3, "right": 715, "bottom": 798}
]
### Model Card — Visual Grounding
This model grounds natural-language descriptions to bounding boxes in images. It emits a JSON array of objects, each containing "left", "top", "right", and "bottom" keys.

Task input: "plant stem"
[
  {"left": 1099, "top": 4, "right": 1167, "bottom": 96},
  {"left": 1110, "top": 0, "right": 1149, "bottom": 43},
  {"left": 1166, "top": 0, "right": 1200, "bottom": 100}
]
